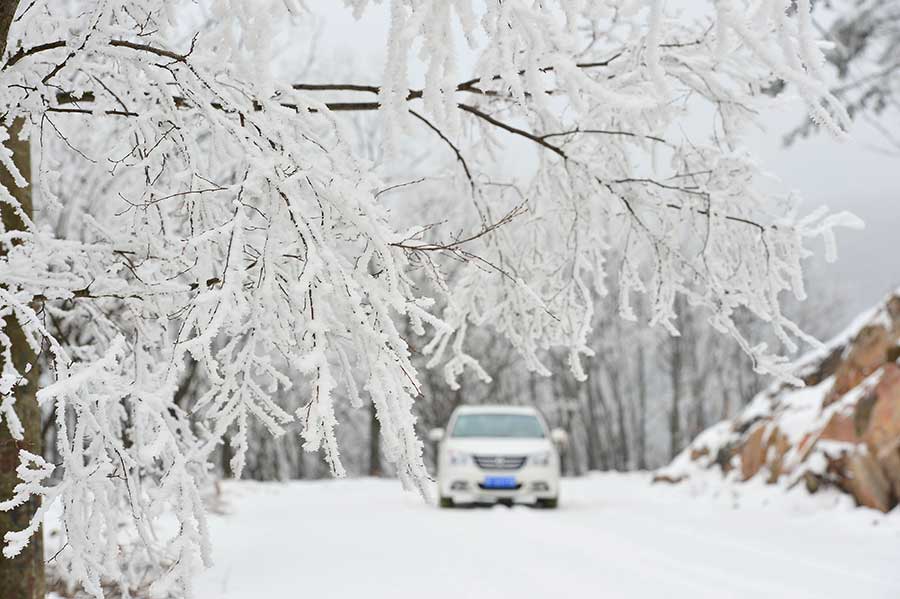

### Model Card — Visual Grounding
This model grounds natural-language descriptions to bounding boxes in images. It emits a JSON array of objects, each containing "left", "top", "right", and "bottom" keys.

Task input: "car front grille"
[{"left": 473, "top": 455, "right": 527, "bottom": 470}]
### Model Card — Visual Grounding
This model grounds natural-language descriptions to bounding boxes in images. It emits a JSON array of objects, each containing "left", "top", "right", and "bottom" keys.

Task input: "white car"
[{"left": 429, "top": 405, "right": 567, "bottom": 509}]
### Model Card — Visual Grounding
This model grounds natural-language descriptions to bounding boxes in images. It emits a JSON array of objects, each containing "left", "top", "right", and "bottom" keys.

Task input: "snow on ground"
[{"left": 195, "top": 473, "right": 900, "bottom": 599}]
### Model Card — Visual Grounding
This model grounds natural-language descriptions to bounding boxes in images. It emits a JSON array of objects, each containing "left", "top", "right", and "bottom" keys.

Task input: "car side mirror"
[
  {"left": 551, "top": 428, "right": 569, "bottom": 449},
  {"left": 428, "top": 428, "right": 445, "bottom": 443}
]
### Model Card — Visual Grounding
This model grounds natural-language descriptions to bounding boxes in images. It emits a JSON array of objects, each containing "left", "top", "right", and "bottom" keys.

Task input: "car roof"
[{"left": 452, "top": 405, "right": 539, "bottom": 416}]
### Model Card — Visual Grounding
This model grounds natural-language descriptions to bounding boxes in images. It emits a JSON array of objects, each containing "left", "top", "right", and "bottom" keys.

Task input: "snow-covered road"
[{"left": 195, "top": 473, "right": 900, "bottom": 599}]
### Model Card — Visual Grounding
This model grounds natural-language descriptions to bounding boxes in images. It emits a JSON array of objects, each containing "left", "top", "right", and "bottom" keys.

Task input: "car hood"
[{"left": 443, "top": 437, "right": 554, "bottom": 455}]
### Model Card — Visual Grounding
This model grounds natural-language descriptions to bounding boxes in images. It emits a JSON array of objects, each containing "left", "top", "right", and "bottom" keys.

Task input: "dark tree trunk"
[
  {"left": 1, "top": 12, "right": 48, "bottom": 597},
  {"left": 635, "top": 344, "right": 648, "bottom": 470},
  {"left": 669, "top": 333, "right": 683, "bottom": 460},
  {"left": 0, "top": 2, "right": 18, "bottom": 54},
  {"left": 1, "top": 110, "right": 46, "bottom": 599},
  {"left": 583, "top": 380, "right": 600, "bottom": 471},
  {"left": 221, "top": 436, "right": 234, "bottom": 479},
  {"left": 368, "top": 402, "right": 381, "bottom": 476},
  {"left": 606, "top": 364, "right": 629, "bottom": 470},
  {"left": 593, "top": 375, "right": 614, "bottom": 470}
]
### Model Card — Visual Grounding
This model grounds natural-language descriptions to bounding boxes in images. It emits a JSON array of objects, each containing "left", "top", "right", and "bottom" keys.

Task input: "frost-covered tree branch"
[
  {"left": 783, "top": 0, "right": 900, "bottom": 151},
  {"left": 0, "top": 1, "right": 866, "bottom": 596}
]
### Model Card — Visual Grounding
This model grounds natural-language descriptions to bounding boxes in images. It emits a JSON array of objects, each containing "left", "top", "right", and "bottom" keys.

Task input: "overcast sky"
[
  {"left": 298, "top": 2, "right": 899, "bottom": 325},
  {"left": 745, "top": 110, "right": 900, "bottom": 318}
]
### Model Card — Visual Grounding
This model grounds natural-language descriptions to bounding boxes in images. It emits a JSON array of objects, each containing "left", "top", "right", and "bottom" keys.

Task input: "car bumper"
[{"left": 438, "top": 464, "right": 559, "bottom": 504}]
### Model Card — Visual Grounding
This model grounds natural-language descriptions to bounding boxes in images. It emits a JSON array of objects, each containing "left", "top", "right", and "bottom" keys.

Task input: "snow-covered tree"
[
  {"left": 786, "top": 0, "right": 900, "bottom": 150},
  {"left": 0, "top": 1, "right": 864, "bottom": 597}
]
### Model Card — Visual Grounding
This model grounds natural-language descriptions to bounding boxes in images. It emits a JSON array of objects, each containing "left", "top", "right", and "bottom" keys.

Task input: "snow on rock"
[{"left": 656, "top": 288, "right": 900, "bottom": 513}]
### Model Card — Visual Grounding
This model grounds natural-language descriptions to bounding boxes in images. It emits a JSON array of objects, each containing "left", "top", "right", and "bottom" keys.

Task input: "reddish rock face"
[
  {"left": 659, "top": 291, "right": 900, "bottom": 513},
  {"left": 878, "top": 442, "right": 900, "bottom": 500},
  {"left": 863, "top": 364, "right": 900, "bottom": 454},
  {"left": 740, "top": 424, "right": 768, "bottom": 481},
  {"left": 690, "top": 447, "right": 710, "bottom": 460},
  {"left": 848, "top": 452, "right": 893, "bottom": 512},
  {"left": 826, "top": 325, "right": 893, "bottom": 406},
  {"left": 886, "top": 296, "right": 900, "bottom": 327},
  {"left": 819, "top": 410, "right": 860, "bottom": 445},
  {"left": 765, "top": 428, "right": 791, "bottom": 484}
]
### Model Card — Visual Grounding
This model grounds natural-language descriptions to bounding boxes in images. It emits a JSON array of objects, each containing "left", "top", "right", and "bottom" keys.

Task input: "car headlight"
[
  {"left": 530, "top": 451, "right": 552, "bottom": 466},
  {"left": 447, "top": 450, "right": 471, "bottom": 466}
]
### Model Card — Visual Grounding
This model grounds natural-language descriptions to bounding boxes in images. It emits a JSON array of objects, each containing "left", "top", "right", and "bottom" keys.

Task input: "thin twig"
[{"left": 409, "top": 109, "right": 475, "bottom": 189}]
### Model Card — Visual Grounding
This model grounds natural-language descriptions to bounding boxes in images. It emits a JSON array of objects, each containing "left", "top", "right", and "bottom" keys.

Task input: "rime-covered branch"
[{"left": 0, "top": 2, "right": 863, "bottom": 597}]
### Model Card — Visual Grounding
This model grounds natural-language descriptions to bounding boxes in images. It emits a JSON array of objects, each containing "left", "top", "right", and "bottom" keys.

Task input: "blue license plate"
[{"left": 483, "top": 476, "right": 517, "bottom": 489}]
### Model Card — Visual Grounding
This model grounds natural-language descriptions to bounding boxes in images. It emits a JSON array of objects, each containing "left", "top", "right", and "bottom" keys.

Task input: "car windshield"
[{"left": 450, "top": 413, "right": 545, "bottom": 438}]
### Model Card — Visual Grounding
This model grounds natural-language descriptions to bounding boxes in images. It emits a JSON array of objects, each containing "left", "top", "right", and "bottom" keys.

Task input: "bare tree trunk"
[
  {"left": 688, "top": 374, "right": 705, "bottom": 441},
  {"left": 556, "top": 378, "right": 578, "bottom": 476},
  {"left": 368, "top": 402, "right": 381, "bottom": 476},
  {"left": 593, "top": 376, "right": 614, "bottom": 470},
  {"left": 635, "top": 344, "right": 648, "bottom": 470},
  {"left": 583, "top": 378, "right": 600, "bottom": 471},
  {"left": 0, "top": 2, "right": 18, "bottom": 53},
  {"left": 1, "top": 12, "right": 48, "bottom": 596},
  {"left": 294, "top": 443, "right": 306, "bottom": 479},
  {"left": 668, "top": 332, "right": 683, "bottom": 460},
  {"left": 685, "top": 314, "right": 710, "bottom": 442},
  {"left": 221, "top": 436, "right": 234, "bottom": 478},
  {"left": 714, "top": 363, "right": 731, "bottom": 421},
  {"left": 528, "top": 372, "right": 538, "bottom": 409},
  {"left": 606, "top": 364, "right": 630, "bottom": 471},
  {"left": 1, "top": 109, "right": 46, "bottom": 598}
]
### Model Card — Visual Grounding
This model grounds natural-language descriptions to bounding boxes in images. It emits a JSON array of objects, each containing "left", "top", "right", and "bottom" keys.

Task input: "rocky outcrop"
[{"left": 656, "top": 290, "right": 900, "bottom": 513}]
